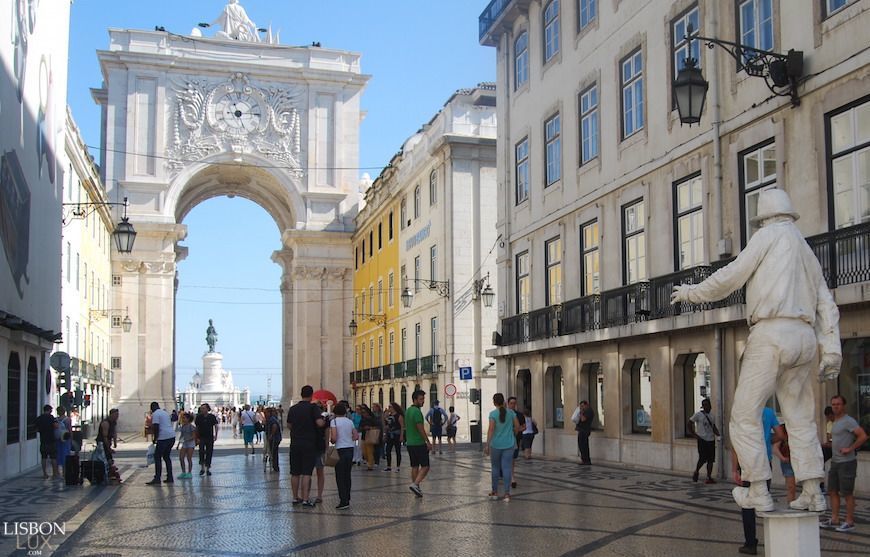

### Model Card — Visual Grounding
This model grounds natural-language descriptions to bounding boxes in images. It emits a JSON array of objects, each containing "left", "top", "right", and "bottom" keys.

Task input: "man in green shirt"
[{"left": 405, "top": 389, "right": 432, "bottom": 497}]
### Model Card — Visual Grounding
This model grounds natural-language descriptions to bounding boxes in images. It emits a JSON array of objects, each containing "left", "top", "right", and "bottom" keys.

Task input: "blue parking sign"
[{"left": 459, "top": 366, "right": 473, "bottom": 380}]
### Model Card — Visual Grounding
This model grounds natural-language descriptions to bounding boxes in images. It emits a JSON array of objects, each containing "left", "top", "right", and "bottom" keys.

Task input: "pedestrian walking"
[
  {"left": 330, "top": 402, "right": 358, "bottom": 510},
  {"left": 146, "top": 401, "right": 175, "bottom": 485},
  {"left": 266, "top": 407, "right": 282, "bottom": 473},
  {"left": 485, "top": 393, "right": 522, "bottom": 502},
  {"left": 688, "top": 398, "right": 720, "bottom": 483},
  {"left": 405, "top": 389, "right": 433, "bottom": 497},
  {"left": 520, "top": 412, "right": 537, "bottom": 459},
  {"left": 34, "top": 404, "right": 59, "bottom": 479},
  {"left": 371, "top": 402, "right": 385, "bottom": 467},
  {"left": 240, "top": 404, "right": 257, "bottom": 455},
  {"left": 383, "top": 402, "right": 404, "bottom": 471},
  {"left": 426, "top": 400, "right": 448, "bottom": 454},
  {"left": 446, "top": 407, "right": 460, "bottom": 452},
  {"left": 177, "top": 411, "right": 196, "bottom": 479},
  {"left": 286, "top": 385, "right": 326, "bottom": 507},
  {"left": 311, "top": 400, "right": 329, "bottom": 501},
  {"left": 360, "top": 406, "right": 380, "bottom": 470},
  {"left": 571, "top": 400, "right": 594, "bottom": 465},
  {"left": 821, "top": 394, "right": 868, "bottom": 532},
  {"left": 194, "top": 403, "right": 218, "bottom": 476},
  {"left": 507, "top": 396, "right": 524, "bottom": 487},
  {"left": 55, "top": 406, "right": 73, "bottom": 468}
]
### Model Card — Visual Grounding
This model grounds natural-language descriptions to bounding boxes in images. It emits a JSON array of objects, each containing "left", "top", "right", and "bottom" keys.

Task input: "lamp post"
[
  {"left": 400, "top": 279, "right": 450, "bottom": 309},
  {"left": 63, "top": 196, "right": 137, "bottom": 254},
  {"left": 673, "top": 26, "right": 803, "bottom": 126},
  {"left": 471, "top": 272, "right": 495, "bottom": 308},
  {"left": 88, "top": 307, "right": 133, "bottom": 333}
]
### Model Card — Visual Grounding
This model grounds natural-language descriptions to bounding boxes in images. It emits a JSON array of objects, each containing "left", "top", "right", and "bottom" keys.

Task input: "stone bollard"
[{"left": 757, "top": 510, "right": 820, "bottom": 557}]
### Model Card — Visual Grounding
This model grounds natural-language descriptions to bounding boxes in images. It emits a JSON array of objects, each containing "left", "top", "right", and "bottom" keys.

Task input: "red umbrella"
[{"left": 312, "top": 389, "right": 338, "bottom": 405}]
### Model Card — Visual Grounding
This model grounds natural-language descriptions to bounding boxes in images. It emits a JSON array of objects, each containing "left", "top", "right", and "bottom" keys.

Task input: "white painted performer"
[{"left": 671, "top": 188, "right": 841, "bottom": 513}]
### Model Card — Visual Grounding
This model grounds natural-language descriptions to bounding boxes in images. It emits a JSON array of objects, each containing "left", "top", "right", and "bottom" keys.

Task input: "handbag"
[
  {"left": 324, "top": 446, "right": 340, "bottom": 467},
  {"left": 364, "top": 428, "right": 380, "bottom": 445}
]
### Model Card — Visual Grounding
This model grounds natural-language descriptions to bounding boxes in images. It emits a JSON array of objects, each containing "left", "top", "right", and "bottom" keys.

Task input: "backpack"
[{"left": 431, "top": 408, "right": 443, "bottom": 427}]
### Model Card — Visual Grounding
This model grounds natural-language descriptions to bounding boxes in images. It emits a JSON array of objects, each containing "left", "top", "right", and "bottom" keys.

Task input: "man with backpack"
[{"left": 426, "top": 400, "right": 449, "bottom": 454}]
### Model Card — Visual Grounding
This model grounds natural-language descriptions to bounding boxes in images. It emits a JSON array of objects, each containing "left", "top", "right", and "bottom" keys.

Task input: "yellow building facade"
[{"left": 351, "top": 162, "right": 401, "bottom": 408}]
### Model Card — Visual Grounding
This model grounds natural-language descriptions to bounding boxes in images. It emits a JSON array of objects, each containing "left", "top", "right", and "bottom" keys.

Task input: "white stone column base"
[{"left": 757, "top": 510, "right": 821, "bottom": 557}]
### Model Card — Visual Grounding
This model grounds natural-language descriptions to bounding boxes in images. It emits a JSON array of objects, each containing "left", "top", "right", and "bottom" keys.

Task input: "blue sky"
[{"left": 67, "top": 1, "right": 495, "bottom": 399}]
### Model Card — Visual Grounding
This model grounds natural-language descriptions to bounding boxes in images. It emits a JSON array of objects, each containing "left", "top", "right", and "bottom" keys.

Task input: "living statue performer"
[
  {"left": 671, "top": 188, "right": 841, "bottom": 513},
  {"left": 206, "top": 319, "right": 218, "bottom": 353}
]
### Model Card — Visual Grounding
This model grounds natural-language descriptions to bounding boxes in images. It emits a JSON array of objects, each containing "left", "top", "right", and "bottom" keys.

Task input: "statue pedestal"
[{"left": 757, "top": 510, "right": 820, "bottom": 557}]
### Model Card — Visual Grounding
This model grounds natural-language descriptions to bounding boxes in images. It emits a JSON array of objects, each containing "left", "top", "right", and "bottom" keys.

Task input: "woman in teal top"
[{"left": 485, "top": 393, "right": 522, "bottom": 501}]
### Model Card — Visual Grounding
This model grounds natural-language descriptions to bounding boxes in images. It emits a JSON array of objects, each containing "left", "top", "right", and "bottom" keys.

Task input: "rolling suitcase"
[
  {"left": 64, "top": 453, "right": 81, "bottom": 485},
  {"left": 80, "top": 458, "right": 106, "bottom": 485}
]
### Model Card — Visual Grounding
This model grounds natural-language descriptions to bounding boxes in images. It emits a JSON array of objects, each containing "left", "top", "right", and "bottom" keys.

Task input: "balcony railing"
[
  {"left": 420, "top": 355, "right": 440, "bottom": 375},
  {"left": 529, "top": 305, "right": 560, "bottom": 340},
  {"left": 501, "top": 313, "right": 528, "bottom": 345},
  {"left": 392, "top": 362, "right": 406, "bottom": 379},
  {"left": 479, "top": 0, "right": 513, "bottom": 40},
  {"left": 406, "top": 358, "right": 418, "bottom": 376},
  {"left": 601, "top": 282, "right": 649, "bottom": 327},
  {"left": 382, "top": 365, "right": 391, "bottom": 381},
  {"left": 807, "top": 222, "right": 870, "bottom": 288},
  {"left": 562, "top": 294, "right": 600, "bottom": 334}
]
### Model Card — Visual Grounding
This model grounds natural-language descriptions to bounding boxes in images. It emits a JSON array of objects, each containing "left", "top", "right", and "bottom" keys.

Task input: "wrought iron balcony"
[
  {"left": 529, "top": 305, "right": 560, "bottom": 340},
  {"left": 382, "top": 365, "right": 392, "bottom": 381},
  {"left": 601, "top": 282, "right": 650, "bottom": 327},
  {"left": 562, "top": 294, "right": 600, "bottom": 334},
  {"left": 479, "top": 0, "right": 513, "bottom": 41},
  {"left": 420, "top": 355, "right": 440, "bottom": 375},
  {"left": 807, "top": 222, "right": 870, "bottom": 288},
  {"left": 392, "top": 362, "right": 405, "bottom": 379},
  {"left": 406, "top": 358, "right": 418, "bottom": 376}
]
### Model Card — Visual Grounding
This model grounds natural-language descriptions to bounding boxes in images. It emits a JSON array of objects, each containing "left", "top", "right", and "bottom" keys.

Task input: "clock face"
[{"left": 210, "top": 90, "right": 266, "bottom": 135}]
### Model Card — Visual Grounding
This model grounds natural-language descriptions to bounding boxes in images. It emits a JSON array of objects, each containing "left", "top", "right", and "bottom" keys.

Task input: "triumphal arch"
[{"left": 93, "top": 4, "right": 366, "bottom": 429}]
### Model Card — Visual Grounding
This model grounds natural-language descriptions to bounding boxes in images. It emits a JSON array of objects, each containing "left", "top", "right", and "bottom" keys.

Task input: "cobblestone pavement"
[{"left": 2, "top": 432, "right": 869, "bottom": 557}]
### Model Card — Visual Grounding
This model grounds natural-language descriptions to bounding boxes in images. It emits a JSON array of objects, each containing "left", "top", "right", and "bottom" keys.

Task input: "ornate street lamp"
[
  {"left": 472, "top": 272, "right": 495, "bottom": 308},
  {"left": 63, "top": 196, "right": 137, "bottom": 254},
  {"left": 348, "top": 317, "right": 358, "bottom": 336},
  {"left": 401, "top": 279, "right": 450, "bottom": 309},
  {"left": 673, "top": 57, "right": 708, "bottom": 125}
]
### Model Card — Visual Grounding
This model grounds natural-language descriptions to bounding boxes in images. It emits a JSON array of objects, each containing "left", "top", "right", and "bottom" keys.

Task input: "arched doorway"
[{"left": 516, "top": 369, "right": 532, "bottom": 413}]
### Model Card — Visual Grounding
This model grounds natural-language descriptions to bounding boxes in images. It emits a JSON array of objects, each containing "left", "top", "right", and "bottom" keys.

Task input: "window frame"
[
  {"left": 824, "top": 95, "right": 870, "bottom": 231},
  {"left": 579, "top": 84, "right": 599, "bottom": 165},
  {"left": 620, "top": 49, "right": 644, "bottom": 140},
  {"left": 738, "top": 138, "right": 777, "bottom": 247},
  {"left": 514, "top": 31, "right": 529, "bottom": 89},
  {"left": 825, "top": 0, "right": 851, "bottom": 17},
  {"left": 516, "top": 251, "right": 530, "bottom": 314},
  {"left": 429, "top": 169, "right": 437, "bottom": 206},
  {"left": 580, "top": 219, "right": 600, "bottom": 296},
  {"left": 414, "top": 185, "right": 421, "bottom": 219},
  {"left": 545, "top": 113, "right": 562, "bottom": 186},
  {"left": 430, "top": 317, "right": 438, "bottom": 357},
  {"left": 516, "top": 137, "right": 530, "bottom": 204},
  {"left": 671, "top": 5, "right": 701, "bottom": 108},
  {"left": 414, "top": 256, "right": 421, "bottom": 292},
  {"left": 673, "top": 172, "right": 705, "bottom": 271},
  {"left": 545, "top": 236, "right": 562, "bottom": 306},
  {"left": 622, "top": 199, "right": 647, "bottom": 285},
  {"left": 543, "top": 0, "right": 561, "bottom": 63},
  {"left": 629, "top": 358, "right": 652, "bottom": 434},
  {"left": 430, "top": 245, "right": 437, "bottom": 281},
  {"left": 400, "top": 197, "right": 407, "bottom": 229},
  {"left": 737, "top": 0, "right": 774, "bottom": 67},
  {"left": 577, "top": 0, "right": 597, "bottom": 32}
]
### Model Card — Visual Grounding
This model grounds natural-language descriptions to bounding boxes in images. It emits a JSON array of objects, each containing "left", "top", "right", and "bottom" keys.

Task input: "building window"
[
  {"left": 415, "top": 323, "right": 421, "bottom": 359},
  {"left": 378, "top": 336, "right": 384, "bottom": 366},
  {"left": 377, "top": 279, "right": 383, "bottom": 313},
  {"left": 361, "top": 240, "right": 366, "bottom": 264},
  {"left": 111, "top": 315, "right": 121, "bottom": 329},
  {"left": 369, "top": 286, "right": 374, "bottom": 314},
  {"left": 514, "top": 31, "right": 529, "bottom": 89},
  {"left": 739, "top": 0, "right": 773, "bottom": 62},
  {"left": 389, "top": 331, "right": 395, "bottom": 364},
  {"left": 578, "top": 0, "right": 596, "bottom": 31},
  {"left": 827, "top": 97, "right": 870, "bottom": 229},
  {"left": 400, "top": 265, "right": 407, "bottom": 295},
  {"left": 545, "top": 113, "right": 562, "bottom": 186},
  {"left": 429, "top": 169, "right": 437, "bottom": 205},
  {"left": 354, "top": 346, "right": 358, "bottom": 370},
  {"left": 361, "top": 290, "right": 366, "bottom": 314},
  {"left": 582, "top": 362, "right": 604, "bottom": 429},
  {"left": 516, "top": 137, "right": 530, "bottom": 204},
  {"left": 378, "top": 223, "right": 383, "bottom": 250},
  {"left": 739, "top": 139, "right": 777, "bottom": 245},
  {"left": 389, "top": 211, "right": 394, "bottom": 240},
  {"left": 388, "top": 272, "right": 395, "bottom": 307},
  {"left": 413, "top": 256, "right": 421, "bottom": 292},
  {"left": 26, "top": 357, "right": 37, "bottom": 440},
  {"left": 400, "top": 198, "right": 407, "bottom": 229},
  {"left": 66, "top": 242, "right": 71, "bottom": 282},
  {"left": 674, "top": 174, "right": 704, "bottom": 270},
  {"left": 623, "top": 200, "right": 646, "bottom": 284},
  {"left": 672, "top": 6, "right": 701, "bottom": 84},
  {"left": 581, "top": 220, "right": 600, "bottom": 295},
  {"left": 837, "top": 338, "right": 870, "bottom": 451},
  {"left": 430, "top": 317, "right": 438, "bottom": 356},
  {"left": 76, "top": 253, "right": 80, "bottom": 291},
  {"left": 414, "top": 185, "right": 421, "bottom": 218},
  {"left": 621, "top": 49, "right": 644, "bottom": 139},
  {"left": 7, "top": 352, "right": 21, "bottom": 444},
  {"left": 401, "top": 385, "right": 408, "bottom": 408},
  {"left": 83, "top": 263, "right": 88, "bottom": 299},
  {"left": 355, "top": 247, "right": 359, "bottom": 270},
  {"left": 579, "top": 85, "right": 599, "bottom": 165},
  {"left": 629, "top": 358, "right": 652, "bottom": 434},
  {"left": 430, "top": 245, "right": 437, "bottom": 281},
  {"left": 369, "top": 231, "right": 373, "bottom": 257},
  {"left": 682, "top": 353, "right": 711, "bottom": 437},
  {"left": 826, "top": 0, "right": 852, "bottom": 17},
  {"left": 516, "top": 251, "right": 530, "bottom": 314},
  {"left": 545, "top": 236, "right": 562, "bottom": 306},
  {"left": 547, "top": 366, "right": 564, "bottom": 428},
  {"left": 401, "top": 328, "right": 407, "bottom": 361},
  {"left": 543, "top": 0, "right": 560, "bottom": 62}
]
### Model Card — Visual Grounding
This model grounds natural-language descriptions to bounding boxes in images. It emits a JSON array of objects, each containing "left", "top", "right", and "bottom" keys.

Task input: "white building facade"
[
  {"left": 0, "top": 0, "right": 71, "bottom": 481},
  {"left": 481, "top": 0, "right": 870, "bottom": 490},
  {"left": 352, "top": 84, "right": 499, "bottom": 442}
]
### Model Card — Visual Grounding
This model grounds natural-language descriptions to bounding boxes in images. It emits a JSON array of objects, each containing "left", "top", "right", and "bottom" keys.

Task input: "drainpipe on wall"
[{"left": 711, "top": 4, "right": 730, "bottom": 259}]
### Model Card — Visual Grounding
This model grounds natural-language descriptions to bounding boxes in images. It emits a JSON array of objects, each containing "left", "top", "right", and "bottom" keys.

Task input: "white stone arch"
[{"left": 164, "top": 152, "right": 306, "bottom": 232}]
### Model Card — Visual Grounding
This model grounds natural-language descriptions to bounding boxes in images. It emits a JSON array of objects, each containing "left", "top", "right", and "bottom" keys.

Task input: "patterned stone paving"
[{"left": 1, "top": 438, "right": 868, "bottom": 556}]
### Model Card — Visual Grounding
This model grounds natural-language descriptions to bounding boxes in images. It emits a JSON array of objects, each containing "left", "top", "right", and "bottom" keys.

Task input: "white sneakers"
[{"left": 732, "top": 486, "right": 775, "bottom": 512}]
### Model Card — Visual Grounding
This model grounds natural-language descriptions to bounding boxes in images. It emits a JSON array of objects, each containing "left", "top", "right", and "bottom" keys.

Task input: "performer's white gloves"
[{"left": 818, "top": 353, "right": 842, "bottom": 382}]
